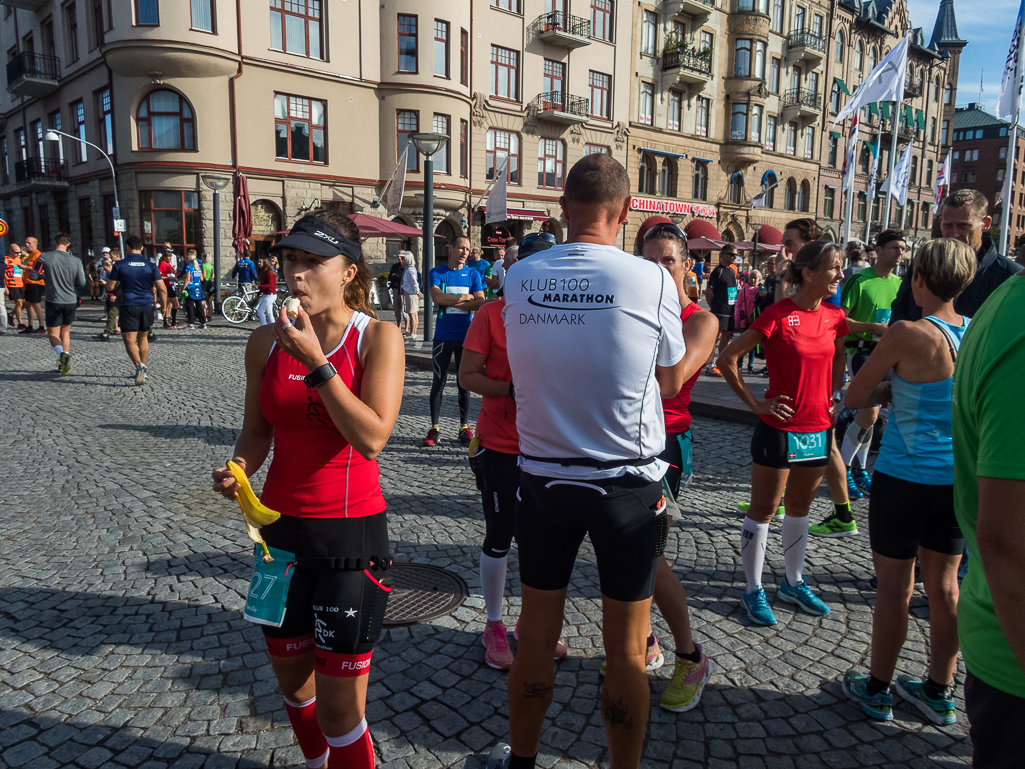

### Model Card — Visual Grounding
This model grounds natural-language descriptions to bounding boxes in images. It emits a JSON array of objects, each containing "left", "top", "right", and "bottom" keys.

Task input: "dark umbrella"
[{"left": 232, "top": 172, "right": 251, "bottom": 259}]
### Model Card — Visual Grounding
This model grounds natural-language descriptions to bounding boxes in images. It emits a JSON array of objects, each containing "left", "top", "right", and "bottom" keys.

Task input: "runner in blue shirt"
[
  {"left": 106, "top": 236, "right": 168, "bottom": 385},
  {"left": 423, "top": 235, "right": 485, "bottom": 447},
  {"left": 180, "top": 252, "right": 207, "bottom": 329}
]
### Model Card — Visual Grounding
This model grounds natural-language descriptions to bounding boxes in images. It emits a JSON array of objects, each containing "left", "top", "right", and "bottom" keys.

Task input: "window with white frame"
[
  {"left": 750, "top": 104, "right": 762, "bottom": 142},
  {"left": 695, "top": 97, "right": 709, "bottom": 136},
  {"left": 786, "top": 122, "right": 796, "bottom": 155},
  {"left": 668, "top": 91, "right": 682, "bottom": 131},
  {"left": 765, "top": 114, "right": 776, "bottom": 150},
  {"left": 804, "top": 127, "right": 814, "bottom": 159},
  {"left": 639, "top": 82, "right": 654, "bottom": 125},
  {"left": 754, "top": 41, "right": 766, "bottom": 79},
  {"left": 642, "top": 11, "right": 657, "bottom": 55}
]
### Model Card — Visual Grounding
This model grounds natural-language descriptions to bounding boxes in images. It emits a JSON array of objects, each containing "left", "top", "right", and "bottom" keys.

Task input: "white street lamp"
[{"left": 409, "top": 132, "right": 449, "bottom": 342}]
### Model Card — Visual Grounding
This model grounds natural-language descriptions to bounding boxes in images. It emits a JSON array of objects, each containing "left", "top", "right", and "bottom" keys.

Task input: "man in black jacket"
[{"left": 891, "top": 189, "right": 1021, "bottom": 322}]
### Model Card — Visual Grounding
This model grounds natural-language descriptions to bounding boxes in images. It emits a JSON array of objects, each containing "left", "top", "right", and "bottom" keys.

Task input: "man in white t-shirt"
[{"left": 492, "top": 154, "right": 687, "bottom": 769}]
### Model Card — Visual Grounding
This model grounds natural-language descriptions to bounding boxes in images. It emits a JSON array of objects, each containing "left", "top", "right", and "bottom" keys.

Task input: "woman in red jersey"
[
  {"left": 638, "top": 220, "right": 719, "bottom": 712},
  {"left": 718, "top": 241, "right": 847, "bottom": 628},
  {"left": 211, "top": 210, "right": 404, "bottom": 769},
  {"left": 458, "top": 233, "right": 569, "bottom": 671}
]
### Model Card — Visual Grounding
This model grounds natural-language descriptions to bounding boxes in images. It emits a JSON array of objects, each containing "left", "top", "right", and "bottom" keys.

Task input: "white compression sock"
[
  {"left": 54, "top": 345, "right": 63, "bottom": 356},
  {"left": 855, "top": 427, "right": 873, "bottom": 471},
  {"left": 479, "top": 552, "right": 508, "bottom": 623},
  {"left": 840, "top": 420, "right": 862, "bottom": 466},
  {"left": 325, "top": 717, "right": 368, "bottom": 749},
  {"left": 782, "top": 515, "right": 810, "bottom": 587},
  {"left": 741, "top": 517, "right": 770, "bottom": 594}
]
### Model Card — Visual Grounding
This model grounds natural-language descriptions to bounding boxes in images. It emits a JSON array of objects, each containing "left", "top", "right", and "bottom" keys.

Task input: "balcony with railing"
[
  {"left": 661, "top": 48, "right": 713, "bottom": 86},
  {"left": 879, "top": 118, "right": 915, "bottom": 141},
  {"left": 904, "top": 75, "right": 923, "bottom": 97},
  {"left": 6, "top": 52, "right": 60, "bottom": 97},
  {"left": 785, "top": 31, "right": 826, "bottom": 64},
  {"left": 14, "top": 157, "right": 69, "bottom": 188},
  {"left": 531, "top": 11, "right": 592, "bottom": 48},
  {"left": 531, "top": 92, "right": 590, "bottom": 125},
  {"left": 662, "top": 0, "right": 715, "bottom": 20},
  {"left": 781, "top": 88, "right": 821, "bottom": 123},
  {"left": 0, "top": 0, "right": 49, "bottom": 11}
]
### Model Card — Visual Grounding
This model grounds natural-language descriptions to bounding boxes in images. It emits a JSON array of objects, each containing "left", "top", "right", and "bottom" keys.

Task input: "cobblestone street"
[{"left": 0, "top": 322, "right": 972, "bottom": 769}]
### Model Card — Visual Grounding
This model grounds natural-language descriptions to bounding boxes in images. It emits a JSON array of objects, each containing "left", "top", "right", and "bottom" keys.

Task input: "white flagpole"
[
  {"left": 882, "top": 101, "right": 901, "bottom": 228},
  {"left": 1000, "top": 22, "right": 1025, "bottom": 254},
  {"left": 841, "top": 116, "right": 858, "bottom": 244},
  {"left": 865, "top": 131, "right": 882, "bottom": 245}
]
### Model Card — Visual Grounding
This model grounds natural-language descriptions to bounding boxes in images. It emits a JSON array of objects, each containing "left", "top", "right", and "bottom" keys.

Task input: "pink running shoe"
[
  {"left": 514, "top": 620, "right": 569, "bottom": 660},
  {"left": 482, "top": 621, "right": 514, "bottom": 670}
]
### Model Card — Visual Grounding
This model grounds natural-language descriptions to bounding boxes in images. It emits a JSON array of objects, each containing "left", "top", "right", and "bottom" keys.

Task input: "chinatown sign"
[{"left": 629, "top": 197, "right": 717, "bottom": 218}]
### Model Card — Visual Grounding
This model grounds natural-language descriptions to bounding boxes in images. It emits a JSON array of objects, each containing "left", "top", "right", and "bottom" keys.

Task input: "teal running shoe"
[
  {"left": 852, "top": 469, "right": 872, "bottom": 495},
  {"left": 741, "top": 586, "right": 777, "bottom": 626},
  {"left": 843, "top": 670, "right": 893, "bottom": 721},
  {"left": 895, "top": 674, "right": 956, "bottom": 726},
  {"left": 846, "top": 470, "right": 864, "bottom": 499},
  {"left": 777, "top": 579, "right": 830, "bottom": 616}
]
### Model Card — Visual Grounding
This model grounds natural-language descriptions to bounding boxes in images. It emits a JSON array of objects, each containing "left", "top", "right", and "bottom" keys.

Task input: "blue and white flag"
[
  {"left": 880, "top": 143, "right": 913, "bottom": 207},
  {"left": 996, "top": 0, "right": 1025, "bottom": 120},
  {"left": 832, "top": 33, "right": 909, "bottom": 127}
]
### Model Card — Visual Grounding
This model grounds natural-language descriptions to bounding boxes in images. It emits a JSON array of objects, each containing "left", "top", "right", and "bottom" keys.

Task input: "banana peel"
[{"left": 227, "top": 461, "right": 281, "bottom": 563}]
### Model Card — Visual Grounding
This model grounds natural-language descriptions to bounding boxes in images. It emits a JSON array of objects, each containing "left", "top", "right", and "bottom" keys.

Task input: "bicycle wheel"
[{"left": 221, "top": 296, "right": 252, "bottom": 324}]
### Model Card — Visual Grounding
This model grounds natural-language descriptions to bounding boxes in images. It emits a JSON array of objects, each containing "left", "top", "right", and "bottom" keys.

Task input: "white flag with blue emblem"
[
  {"left": 997, "top": 0, "right": 1025, "bottom": 120},
  {"left": 832, "top": 33, "right": 910, "bottom": 127},
  {"left": 880, "top": 142, "right": 913, "bottom": 207}
]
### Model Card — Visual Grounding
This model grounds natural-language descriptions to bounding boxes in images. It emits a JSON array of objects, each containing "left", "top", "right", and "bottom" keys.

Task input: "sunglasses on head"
[
  {"left": 520, "top": 232, "right": 557, "bottom": 247},
  {"left": 643, "top": 222, "right": 686, "bottom": 241}
]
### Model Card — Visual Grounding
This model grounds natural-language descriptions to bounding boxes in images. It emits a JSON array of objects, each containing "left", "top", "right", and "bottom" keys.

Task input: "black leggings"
[
  {"left": 469, "top": 447, "right": 519, "bottom": 558},
  {"left": 184, "top": 296, "right": 205, "bottom": 325},
  {"left": 430, "top": 338, "right": 469, "bottom": 424}
]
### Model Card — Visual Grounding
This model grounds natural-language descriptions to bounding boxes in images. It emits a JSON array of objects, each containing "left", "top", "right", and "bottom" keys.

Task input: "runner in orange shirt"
[
  {"left": 4, "top": 243, "right": 26, "bottom": 329},
  {"left": 22, "top": 236, "right": 46, "bottom": 334}
]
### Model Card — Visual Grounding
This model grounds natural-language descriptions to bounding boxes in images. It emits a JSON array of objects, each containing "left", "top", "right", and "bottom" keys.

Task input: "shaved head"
[{"left": 564, "top": 154, "right": 630, "bottom": 208}]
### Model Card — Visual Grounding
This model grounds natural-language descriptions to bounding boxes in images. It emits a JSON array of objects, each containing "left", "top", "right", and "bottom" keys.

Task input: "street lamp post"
[
  {"left": 409, "top": 132, "right": 448, "bottom": 343},
  {"left": 45, "top": 129, "right": 124, "bottom": 255},
  {"left": 201, "top": 175, "right": 231, "bottom": 307}
]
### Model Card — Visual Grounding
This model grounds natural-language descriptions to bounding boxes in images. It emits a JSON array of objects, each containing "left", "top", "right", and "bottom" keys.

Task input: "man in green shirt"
[{"left": 952, "top": 273, "right": 1025, "bottom": 766}]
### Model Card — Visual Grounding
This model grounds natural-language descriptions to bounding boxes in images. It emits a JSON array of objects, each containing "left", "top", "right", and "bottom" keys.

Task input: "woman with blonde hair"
[{"left": 841, "top": 238, "right": 976, "bottom": 726}]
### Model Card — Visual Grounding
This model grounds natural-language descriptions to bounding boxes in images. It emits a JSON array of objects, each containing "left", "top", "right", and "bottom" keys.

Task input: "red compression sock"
[
  {"left": 326, "top": 717, "right": 375, "bottom": 769},
  {"left": 283, "top": 696, "right": 328, "bottom": 768}
]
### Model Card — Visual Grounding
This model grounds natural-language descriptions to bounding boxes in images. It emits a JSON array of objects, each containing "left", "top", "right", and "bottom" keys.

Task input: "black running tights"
[{"left": 430, "top": 339, "right": 469, "bottom": 424}]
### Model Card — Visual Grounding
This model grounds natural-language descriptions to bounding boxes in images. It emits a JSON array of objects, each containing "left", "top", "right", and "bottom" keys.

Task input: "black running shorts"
[
  {"left": 260, "top": 513, "right": 391, "bottom": 656},
  {"left": 24, "top": 284, "right": 43, "bottom": 303},
  {"left": 468, "top": 446, "right": 519, "bottom": 559},
  {"left": 965, "top": 671, "right": 1025, "bottom": 769},
  {"left": 868, "top": 471, "right": 964, "bottom": 560},
  {"left": 750, "top": 420, "right": 834, "bottom": 469},
  {"left": 7, "top": 286, "right": 24, "bottom": 301},
  {"left": 515, "top": 470, "right": 666, "bottom": 602},
  {"left": 44, "top": 302, "right": 77, "bottom": 328},
  {"left": 715, "top": 313, "right": 736, "bottom": 332},
  {"left": 120, "top": 304, "right": 155, "bottom": 333}
]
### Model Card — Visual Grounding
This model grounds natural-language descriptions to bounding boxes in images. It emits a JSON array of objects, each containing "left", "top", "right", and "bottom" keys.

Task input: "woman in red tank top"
[{"left": 211, "top": 210, "right": 404, "bottom": 769}]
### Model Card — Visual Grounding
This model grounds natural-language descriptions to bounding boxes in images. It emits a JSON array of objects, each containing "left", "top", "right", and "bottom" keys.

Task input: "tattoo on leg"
[
  {"left": 523, "top": 682, "right": 552, "bottom": 700},
  {"left": 601, "top": 690, "right": 634, "bottom": 729}
]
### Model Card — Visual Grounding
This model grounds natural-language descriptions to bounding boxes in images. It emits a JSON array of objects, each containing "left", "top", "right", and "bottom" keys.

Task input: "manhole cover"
[{"left": 383, "top": 563, "right": 468, "bottom": 625}]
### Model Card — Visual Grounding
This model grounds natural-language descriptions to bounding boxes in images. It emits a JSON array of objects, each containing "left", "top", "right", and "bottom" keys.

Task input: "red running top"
[
  {"left": 259, "top": 312, "right": 386, "bottom": 518},
  {"left": 661, "top": 301, "right": 705, "bottom": 435}
]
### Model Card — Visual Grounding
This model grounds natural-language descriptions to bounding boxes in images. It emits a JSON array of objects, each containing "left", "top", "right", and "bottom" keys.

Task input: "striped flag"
[
  {"left": 842, "top": 114, "right": 860, "bottom": 193},
  {"left": 933, "top": 151, "right": 951, "bottom": 200}
]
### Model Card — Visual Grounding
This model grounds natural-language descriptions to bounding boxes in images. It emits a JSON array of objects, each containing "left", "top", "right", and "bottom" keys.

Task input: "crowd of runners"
[{"left": 2, "top": 153, "right": 1021, "bottom": 768}]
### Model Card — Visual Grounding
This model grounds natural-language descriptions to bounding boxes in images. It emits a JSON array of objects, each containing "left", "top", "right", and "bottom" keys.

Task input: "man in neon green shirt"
[{"left": 952, "top": 272, "right": 1025, "bottom": 765}]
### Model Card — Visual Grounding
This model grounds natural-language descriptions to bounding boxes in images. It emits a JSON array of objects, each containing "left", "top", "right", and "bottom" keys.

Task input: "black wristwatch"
[{"left": 304, "top": 362, "right": 337, "bottom": 388}]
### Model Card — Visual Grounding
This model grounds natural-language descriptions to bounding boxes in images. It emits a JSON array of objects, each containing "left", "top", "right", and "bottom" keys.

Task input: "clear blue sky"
[{"left": 907, "top": 0, "right": 1021, "bottom": 114}]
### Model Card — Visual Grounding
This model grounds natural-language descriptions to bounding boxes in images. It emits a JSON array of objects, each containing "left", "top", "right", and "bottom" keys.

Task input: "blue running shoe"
[
  {"left": 843, "top": 670, "right": 893, "bottom": 721},
  {"left": 895, "top": 674, "right": 956, "bottom": 726},
  {"left": 742, "top": 587, "right": 777, "bottom": 626},
  {"left": 852, "top": 469, "right": 872, "bottom": 495},
  {"left": 846, "top": 470, "right": 864, "bottom": 499},
  {"left": 777, "top": 579, "right": 831, "bottom": 616}
]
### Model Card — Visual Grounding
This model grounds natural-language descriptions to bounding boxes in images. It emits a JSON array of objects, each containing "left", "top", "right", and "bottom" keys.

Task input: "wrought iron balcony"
[
  {"left": 661, "top": 49, "right": 713, "bottom": 85},
  {"left": 532, "top": 11, "right": 592, "bottom": 48},
  {"left": 6, "top": 51, "right": 60, "bottom": 97},
  {"left": 662, "top": 0, "right": 715, "bottom": 19},
  {"left": 14, "top": 157, "right": 69, "bottom": 188},
  {"left": 531, "top": 92, "right": 590, "bottom": 124},
  {"left": 782, "top": 88, "right": 820, "bottom": 111},
  {"left": 880, "top": 119, "right": 914, "bottom": 141},
  {"left": 785, "top": 31, "right": 826, "bottom": 64},
  {"left": 904, "top": 75, "right": 923, "bottom": 97}
]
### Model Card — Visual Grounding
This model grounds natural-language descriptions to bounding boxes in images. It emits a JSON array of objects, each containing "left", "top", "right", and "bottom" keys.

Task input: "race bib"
[
  {"left": 243, "top": 545, "right": 296, "bottom": 628},
  {"left": 12, "top": 266, "right": 21, "bottom": 277},
  {"left": 444, "top": 284, "right": 470, "bottom": 314},
  {"left": 874, "top": 308, "right": 891, "bottom": 324},
  {"left": 727, "top": 287, "right": 738, "bottom": 305},
  {"left": 787, "top": 430, "right": 827, "bottom": 463}
]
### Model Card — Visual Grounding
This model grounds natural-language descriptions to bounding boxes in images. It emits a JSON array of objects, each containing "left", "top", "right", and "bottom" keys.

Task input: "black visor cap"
[{"left": 270, "top": 215, "right": 362, "bottom": 261}]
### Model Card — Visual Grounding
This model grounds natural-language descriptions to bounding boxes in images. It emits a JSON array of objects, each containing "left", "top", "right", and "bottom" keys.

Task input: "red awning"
[
  {"left": 684, "top": 220, "right": 722, "bottom": 240},
  {"left": 687, "top": 237, "right": 726, "bottom": 251},
  {"left": 733, "top": 241, "right": 782, "bottom": 253},
  {"left": 348, "top": 212, "right": 424, "bottom": 238},
  {"left": 754, "top": 225, "right": 783, "bottom": 246},
  {"left": 481, "top": 207, "right": 551, "bottom": 222}
]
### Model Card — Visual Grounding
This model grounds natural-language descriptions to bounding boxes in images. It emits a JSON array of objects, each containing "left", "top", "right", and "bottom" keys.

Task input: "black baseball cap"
[{"left": 270, "top": 215, "right": 362, "bottom": 261}]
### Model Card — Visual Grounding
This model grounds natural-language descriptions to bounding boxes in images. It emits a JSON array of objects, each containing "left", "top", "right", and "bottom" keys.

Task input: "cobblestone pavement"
[{"left": 0, "top": 321, "right": 972, "bottom": 769}]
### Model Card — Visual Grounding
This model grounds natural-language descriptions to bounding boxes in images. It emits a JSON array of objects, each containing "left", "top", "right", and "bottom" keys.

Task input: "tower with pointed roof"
[{"left": 931, "top": 0, "right": 967, "bottom": 163}]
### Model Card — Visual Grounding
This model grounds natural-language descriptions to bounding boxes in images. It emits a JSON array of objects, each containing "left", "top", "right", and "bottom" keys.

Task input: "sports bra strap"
[{"left": 923, "top": 317, "right": 961, "bottom": 363}]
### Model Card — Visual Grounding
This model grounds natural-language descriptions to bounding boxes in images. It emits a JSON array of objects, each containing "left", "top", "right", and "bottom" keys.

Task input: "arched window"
[
  {"left": 869, "top": 46, "right": 878, "bottom": 71},
  {"left": 799, "top": 180, "right": 811, "bottom": 212},
  {"left": 771, "top": 0, "right": 784, "bottom": 31},
  {"left": 137, "top": 90, "right": 195, "bottom": 150},
  {"left": 854, "top": 40, "right": 864, "bottom": 71},
  {"left": 784, "top": 177, "right": 797, "bottom": 210},
  {"left": 762, "top": 170, "right": 777, "bottom": 207},
  {"left": 658, "top": 158, "right": 676, "bottom": 197},
  {"left": 933, "top": 76, "right": 941, "bottom": 101},
  {"left": 729, "top": 171, "right": 744, "bottom": 204},
  {"left": 692, "top": 162, "right": 708, "bottom": 200},
  {"left": 638, "top": 153, "right": 654, "bottom": 194},
  {"left": 944, "top": 82, "right": 953, "bottom": 104},
  {"left": 830, "top": 81, "right": 842, "bottom": 113},
  {"left": 834, "top": 30, "right": 844, "bottom": 62}
]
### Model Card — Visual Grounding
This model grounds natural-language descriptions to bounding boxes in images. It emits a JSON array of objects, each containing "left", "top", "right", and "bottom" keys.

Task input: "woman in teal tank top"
[{"left": 839, "top": 238, "right": 977, "bottom": 727}]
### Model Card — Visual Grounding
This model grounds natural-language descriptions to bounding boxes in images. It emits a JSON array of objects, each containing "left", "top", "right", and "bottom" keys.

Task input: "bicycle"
[{"left": 220, "top": 283, "right": 288, "bottom": 324}]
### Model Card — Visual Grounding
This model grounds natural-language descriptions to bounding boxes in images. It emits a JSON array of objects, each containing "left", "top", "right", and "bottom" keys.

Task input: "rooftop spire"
[{"left": 930, "top": 0, "right": 967, "bottom": 49}]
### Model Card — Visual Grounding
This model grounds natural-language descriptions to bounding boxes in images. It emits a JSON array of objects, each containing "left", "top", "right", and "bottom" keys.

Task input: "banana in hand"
[{"left": 227, "top": 460, "right": 281, "bottom": 562}]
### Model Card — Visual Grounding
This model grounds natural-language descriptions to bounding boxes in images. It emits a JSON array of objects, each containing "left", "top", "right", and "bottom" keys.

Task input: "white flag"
[
  {"left": 933, "top": 151, "right": 951, "bottom": 199},
  {"left": 380, "top": 147, "right": 409, "bottom": 217},
  {"left": 880, "top": 142, "right": 913, "bottom": 207},
  {"left": 750, "top": 181, "right": 777, "bottom": 209},
  {"left": 996, "top": 0, "right": 1025, "bottom": 120},
  {"left": 842, "top": 114, "right": 860, "bottom": 192},
  {"left": 833, "top": 33, "right": 910, "bottom": 127},
  {"left": 485, "top": 168, "right": 508, "bottom": 225}
]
